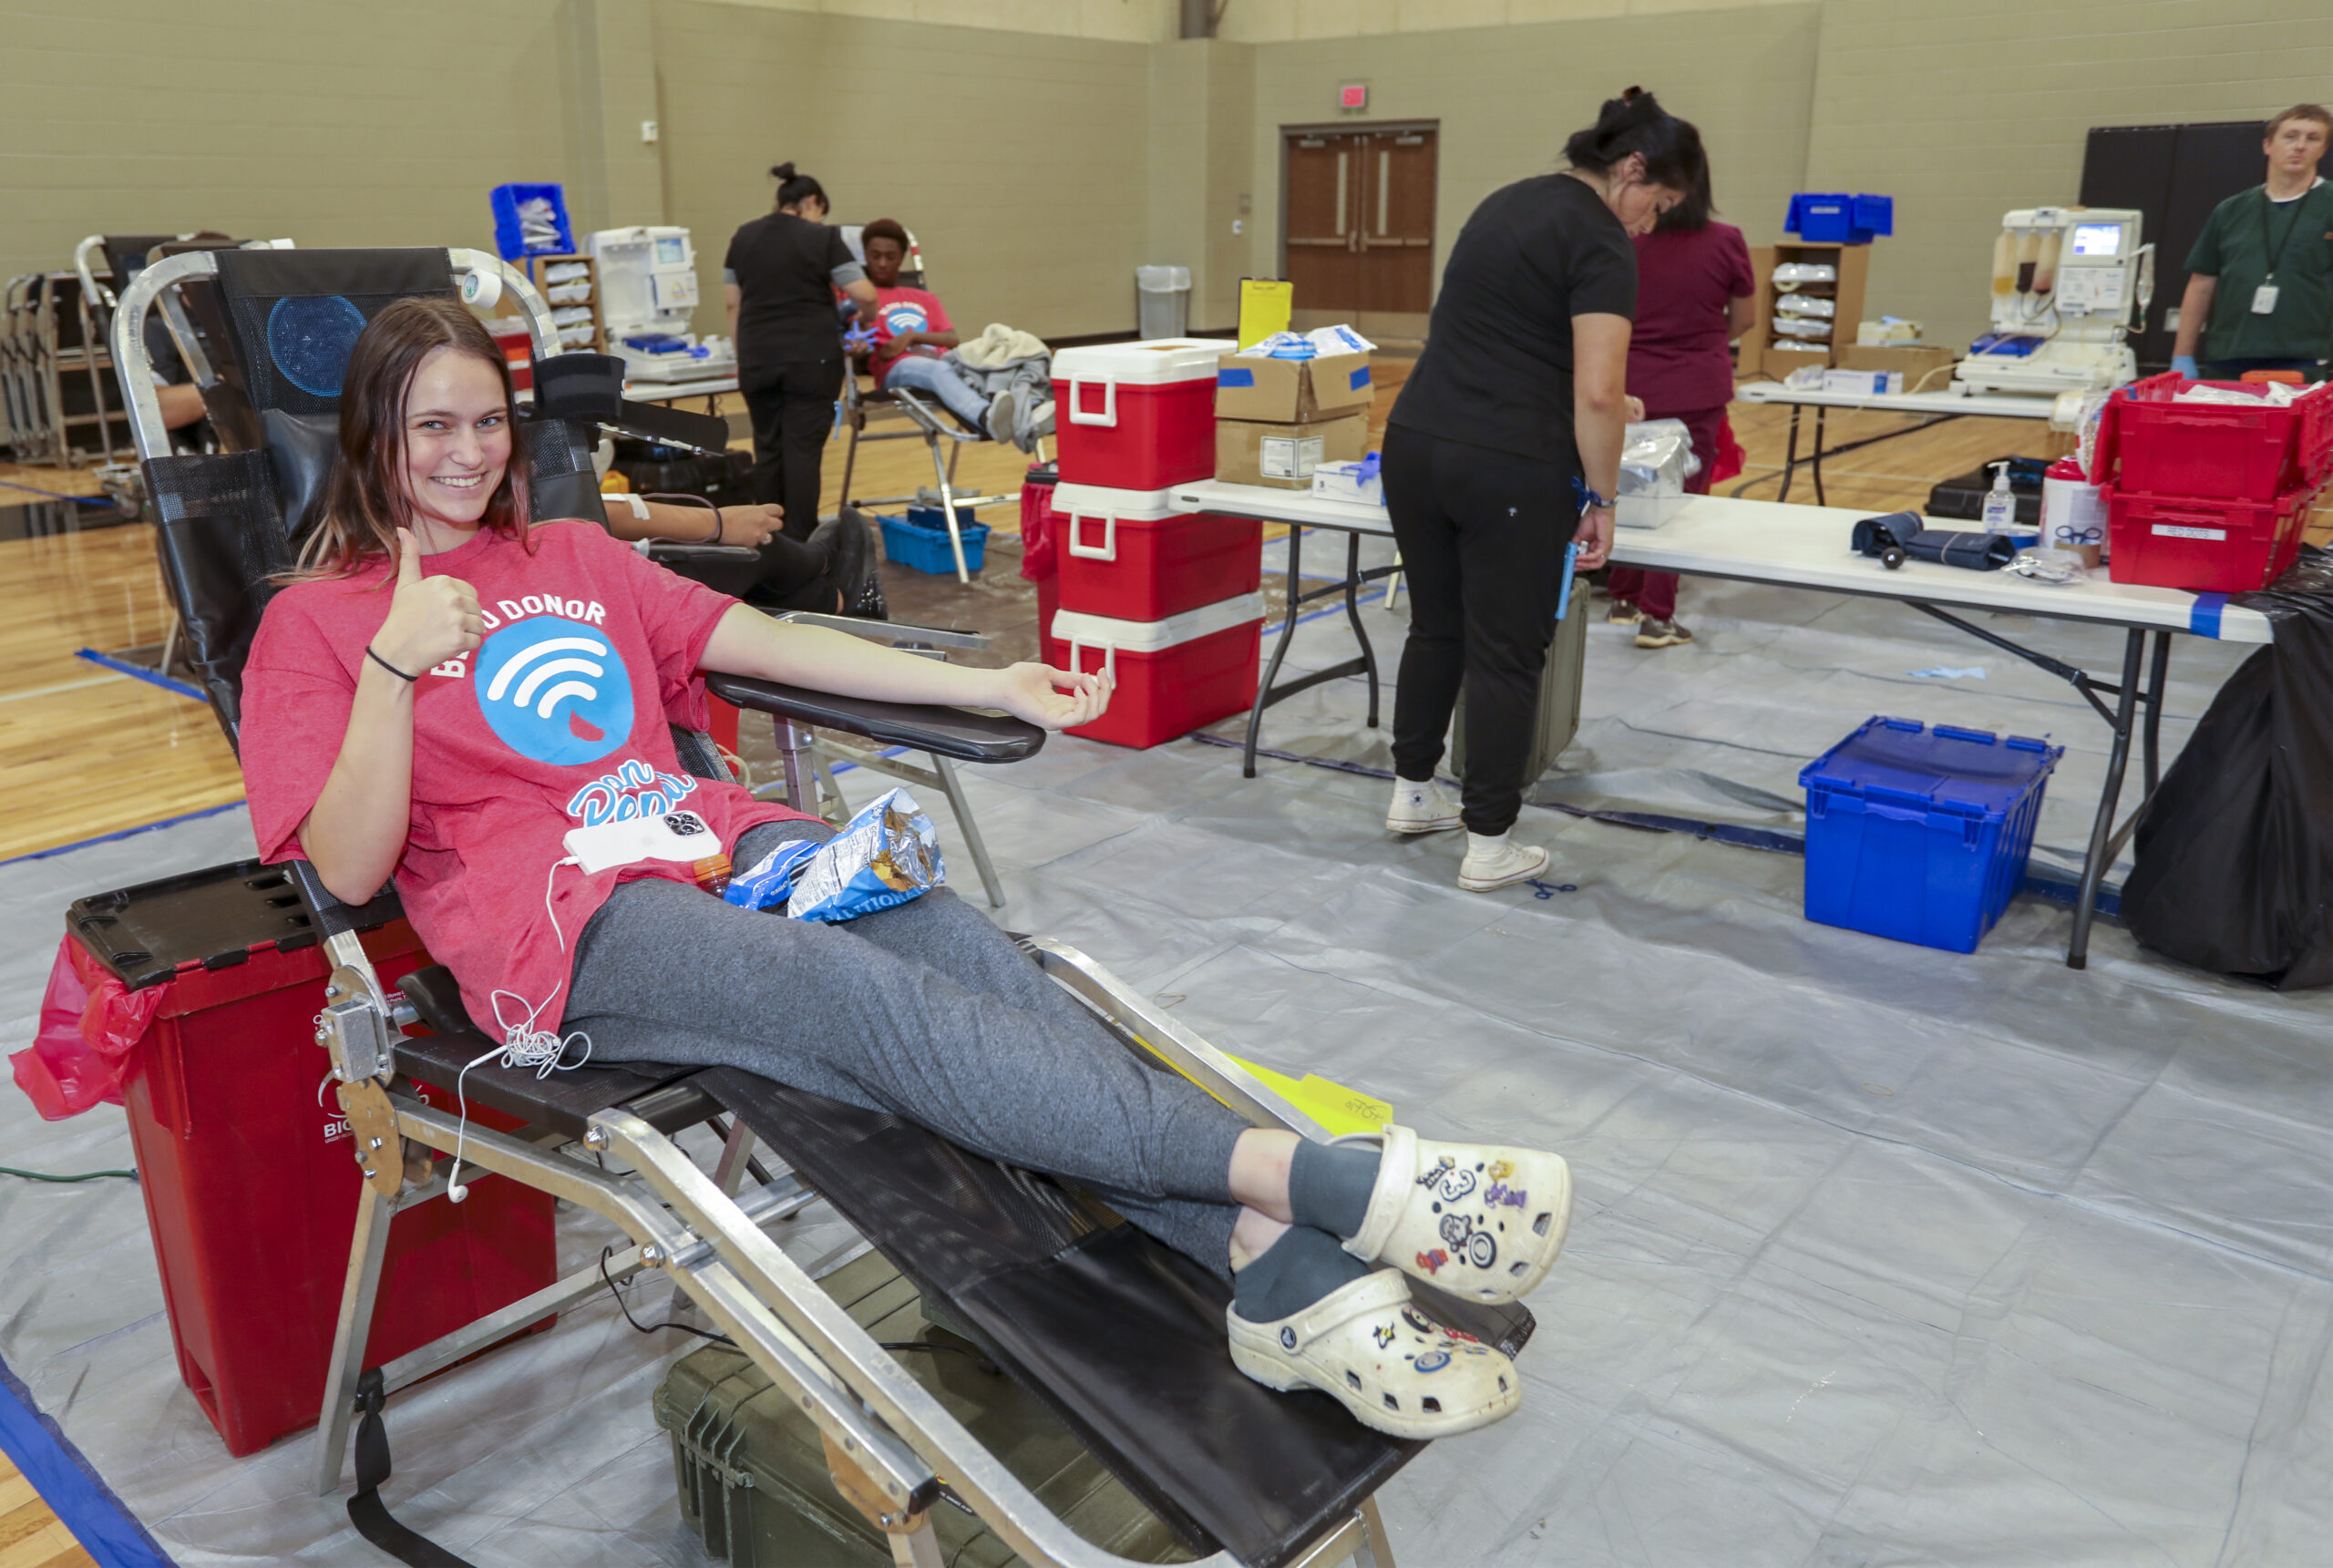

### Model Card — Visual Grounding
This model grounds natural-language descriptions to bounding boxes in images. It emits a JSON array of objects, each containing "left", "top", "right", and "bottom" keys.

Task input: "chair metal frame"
[{"left": 109, "top": 247, "right": 1398, "bottom": 1568}]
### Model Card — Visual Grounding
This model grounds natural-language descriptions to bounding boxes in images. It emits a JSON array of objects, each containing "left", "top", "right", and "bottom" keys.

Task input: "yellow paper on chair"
[
  {"left": 1225, "top": 1054, "right": 1393, "bottom": 1138},
  {"left": 1238, "top": 279, "right": 1295, "bottom": 351}
]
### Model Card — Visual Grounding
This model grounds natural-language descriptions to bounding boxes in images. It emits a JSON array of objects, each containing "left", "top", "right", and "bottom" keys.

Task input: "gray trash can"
[{"left": 1135, "top": 265, "right": 1190, "bottom": 339}]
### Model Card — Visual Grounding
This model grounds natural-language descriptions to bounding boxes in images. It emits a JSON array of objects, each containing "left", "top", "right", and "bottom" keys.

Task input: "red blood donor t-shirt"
[{"left": 242, "top": 520, "right": 811, "bottom": 1034}]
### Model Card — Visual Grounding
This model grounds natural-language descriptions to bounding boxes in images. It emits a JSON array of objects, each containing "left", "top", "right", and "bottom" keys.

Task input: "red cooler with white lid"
[
  {"left": 1052, "top": 480, "right": 1262, "bottom": 622},
  {"left": 1051, "top": 339, "right": 1233, "bottom": 491},
  {"left": 1049, "top": 591, "right": 1265, "bottom": 749}
]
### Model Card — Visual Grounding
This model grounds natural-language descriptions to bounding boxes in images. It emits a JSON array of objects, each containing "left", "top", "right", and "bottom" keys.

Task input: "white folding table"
[
  {"left": 1733, "top": 379, "right": 2057, "bottom": 506},
  {"left": 1174, "top": 477, "right": 2275, "bottom": 968}
]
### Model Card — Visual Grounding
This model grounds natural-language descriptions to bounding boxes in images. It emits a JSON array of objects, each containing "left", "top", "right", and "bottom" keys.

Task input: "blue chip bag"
[
  {"left": 787, "top": 788, "right": 944, "bottom": 922},
  {"left": 724, "top": 835, "right": 823, "bottom": 909}
]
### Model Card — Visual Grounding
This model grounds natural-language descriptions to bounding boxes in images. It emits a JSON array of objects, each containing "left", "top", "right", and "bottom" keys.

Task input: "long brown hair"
[{"left": 297, "top": 296, "right": 531, "bottom": 576}]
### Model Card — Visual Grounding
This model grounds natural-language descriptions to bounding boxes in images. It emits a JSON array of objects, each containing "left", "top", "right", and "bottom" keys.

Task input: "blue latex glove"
[
  {"left": 2171, "top": 354, "right": 2199, "bottom": 379},
  {"left": 843, "top": 323, "right": 879, "bottom": 354}
]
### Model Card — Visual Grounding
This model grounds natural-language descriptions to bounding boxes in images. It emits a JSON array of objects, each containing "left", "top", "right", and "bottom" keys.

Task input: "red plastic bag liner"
[{"left": 9, "top": 936, "right": 167, "bottom": 1120}]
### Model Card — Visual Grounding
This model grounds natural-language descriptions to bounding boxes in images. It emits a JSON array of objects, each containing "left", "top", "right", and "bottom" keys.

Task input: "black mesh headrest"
[
  {"left": 98, "top": 234, "right": 178, "bottom": 289},
  {"left": 210, "top": 248, "right": 456, "bottom": 417}
]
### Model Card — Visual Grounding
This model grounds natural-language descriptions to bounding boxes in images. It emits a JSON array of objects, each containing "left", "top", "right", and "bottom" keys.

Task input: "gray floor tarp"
[{"left": 4, "top": 560, "right": 2328, "bottom": 1566}]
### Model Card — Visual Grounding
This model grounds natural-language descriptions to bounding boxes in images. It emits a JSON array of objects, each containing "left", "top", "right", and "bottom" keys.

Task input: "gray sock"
[
  {"left": 1288, "top": 1138, "right": 1382, "bottom": 1240},
  {"left": 1231, "top": 1224, "right": 1372, "bottom": 1324}
]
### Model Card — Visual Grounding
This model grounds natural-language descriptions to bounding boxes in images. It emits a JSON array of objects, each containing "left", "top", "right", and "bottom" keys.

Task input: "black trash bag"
[
  {"left": 1852, "top": 510, "right": 2019, "bottom": 570},
  {"left": 2122, "top": 545, "right": 2333, "bottom": 988}
]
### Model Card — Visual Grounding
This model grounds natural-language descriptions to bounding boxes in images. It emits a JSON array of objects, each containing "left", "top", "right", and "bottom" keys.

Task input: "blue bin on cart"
[
  {"left": 1785, "top": 192, "right": 1894, "bottom": 244},
  {"left": 489, "top": 182, "right": 574, "bottom": 261},
  {"left": 1799, "top": 716, "right": 2061, "bottom": 952}
]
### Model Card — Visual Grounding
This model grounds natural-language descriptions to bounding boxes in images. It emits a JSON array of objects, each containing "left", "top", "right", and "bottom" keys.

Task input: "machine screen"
[
  {"left": 2071, "top": 223, "right": 2123, "bottom": 258},
  {"left": 654, "top": 236, "right": 687, "bottom": 265}
]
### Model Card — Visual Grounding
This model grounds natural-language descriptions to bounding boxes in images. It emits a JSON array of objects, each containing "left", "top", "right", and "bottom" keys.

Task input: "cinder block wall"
[{"left": 5, "top": 0, "right": 2326, "bottom": 354}]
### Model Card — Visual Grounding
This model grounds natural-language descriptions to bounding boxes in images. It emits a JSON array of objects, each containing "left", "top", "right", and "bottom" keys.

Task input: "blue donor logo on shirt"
[
  {"left": 882, "top": 301, "right": 930, "bottom": 335},
  {"left": 474, "top": 617, "right": 633, "bottom": 766}
]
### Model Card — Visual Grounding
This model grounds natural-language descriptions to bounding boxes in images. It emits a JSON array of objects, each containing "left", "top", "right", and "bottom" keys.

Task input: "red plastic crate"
[
  {"left": 68, "top": 887, "right": 556, "bottom": 1457},
  {"left": 1050, "top": 339, "right": 1229, "bottom": 491},
  {"left": 2091, "top": 373, "right": 2333, "bottom": 501},
  {"left": 1050, "top": 593, "right": 1264, "bottom": 749},
  {"left": 2103, "top": 481, "right": 2322, "bottom": 593},
  {"left": 490, "top": 323, "right": 534, "bottom": 392},
  {"left": 1052, "top": 481, "right": 1263, "bottom": 622}
]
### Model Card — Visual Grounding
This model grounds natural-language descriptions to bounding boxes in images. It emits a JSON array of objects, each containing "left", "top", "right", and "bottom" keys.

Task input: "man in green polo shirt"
[{"left": 2173, "top": 103, "right": 2333, "bottom": 381}]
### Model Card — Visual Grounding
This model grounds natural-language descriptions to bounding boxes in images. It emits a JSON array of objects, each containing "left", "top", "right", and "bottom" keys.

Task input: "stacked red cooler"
[
  {"left": 2089, "top": 373, "right": 2333, "bottom": 591},
  {"left": 1046, "top": 339, "right": 1265, "bottom": 748}
]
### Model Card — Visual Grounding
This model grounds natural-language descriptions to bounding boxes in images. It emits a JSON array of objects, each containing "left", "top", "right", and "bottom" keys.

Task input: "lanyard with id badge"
[{"left": 2252, "top": 189, "right": 2311, "bottom": 314}]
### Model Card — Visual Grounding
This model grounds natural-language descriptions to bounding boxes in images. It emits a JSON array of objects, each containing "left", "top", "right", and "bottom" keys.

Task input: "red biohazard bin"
[
  {"left": 1050, "top": 339, "right": 1231, "bottom": 491},
  {"left": 2091, "top": 373, "right": 2333, "bottom": 501},
  {"left": 1052, "top": 481, "right": 1263, "bottom": 623},
  {"left": 2102, "top": 480, "right": 2323, "bottom": 593},
  {"left": 1049, "top": 592, "right": 1265, "bottom": 749},
  {"left": 67, "top": 862, "right": 558, "bottom": 1457}
]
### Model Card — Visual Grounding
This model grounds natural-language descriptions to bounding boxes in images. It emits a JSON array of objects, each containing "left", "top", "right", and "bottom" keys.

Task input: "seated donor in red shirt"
[
  {"left": 235, "top": 295, "right": 1580, "bottom": 1442},
  {"left": 1608, "top": 164, "right": 1754, "bottom": 650},
  {"left": 852, "top": 218, "right": 1017, "bottom": 441}
]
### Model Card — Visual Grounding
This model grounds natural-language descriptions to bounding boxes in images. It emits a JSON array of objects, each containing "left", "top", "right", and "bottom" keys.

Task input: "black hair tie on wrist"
[{"left": 367, "top": 645, "right": 420, "bottom": 682}]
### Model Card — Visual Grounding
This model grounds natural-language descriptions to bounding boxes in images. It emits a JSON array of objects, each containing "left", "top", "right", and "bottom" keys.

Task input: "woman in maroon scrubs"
[{"left": 1608, "top": 167, "right": 1754, "bottom": 649}]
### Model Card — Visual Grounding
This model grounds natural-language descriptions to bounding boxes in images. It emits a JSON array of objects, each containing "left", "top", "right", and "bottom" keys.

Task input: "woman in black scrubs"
[
  {"left": 724, "top": 162, "right": 879, "bottom": 544},
  {"left": 1382, "top": 89, "right": 1705, "bottom": 891}
]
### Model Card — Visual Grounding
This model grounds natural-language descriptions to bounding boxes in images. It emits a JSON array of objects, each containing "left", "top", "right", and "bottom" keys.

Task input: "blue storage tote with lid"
[
  {"left": 1784, "top": 192, "right": 1894, "bottom": 244},
  {"left": 1798, "top": 716, "right": 2061, "bottom": 952}
]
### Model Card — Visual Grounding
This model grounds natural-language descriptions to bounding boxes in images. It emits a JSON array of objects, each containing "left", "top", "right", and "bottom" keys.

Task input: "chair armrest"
[
  {"left": 645, "top": 541, "right": 761, "bottom": 564},
  {"left": 704, "top": 674, "right": 1044, "bottom": 764},
  {"left": 768, "top": 610, "right": 991, "bottom": 652}
]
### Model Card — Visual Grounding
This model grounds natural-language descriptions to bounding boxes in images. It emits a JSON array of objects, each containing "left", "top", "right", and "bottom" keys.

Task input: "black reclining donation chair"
[{"left": 112, "top": 247, "right": 1531, "bottom": 1568}]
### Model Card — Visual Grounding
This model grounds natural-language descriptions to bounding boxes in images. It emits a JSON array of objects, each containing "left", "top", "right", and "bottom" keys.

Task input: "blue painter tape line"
[
  {"left": 0, "top": 1354, "right": 178, "bottom": 1568},
  {"left": 0, "top": 799, "right": 247, "bottom": 870},
  {"left": 2188, "top": 593, "right": 2227, "bottom": 638},
  {"left": 1218, "top": 367, "right": 1256, "bottom": 388},
  {"left": 74, "top": 648, "right": 205, "bottom": 702},
  {"left": 1348, "top": 366, "right": 1372, "bottom": 390}
]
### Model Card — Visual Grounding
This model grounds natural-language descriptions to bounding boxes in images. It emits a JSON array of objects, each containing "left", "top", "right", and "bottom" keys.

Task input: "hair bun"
[{"left": 770, "top": 161, "right": 797, "bottom": 180}]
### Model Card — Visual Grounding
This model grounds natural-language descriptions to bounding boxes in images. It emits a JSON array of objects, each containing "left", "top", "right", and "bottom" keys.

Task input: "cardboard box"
[
  {"left": 1216, "top": 411, "right": 1369, "bottom": 489},
  {"left": 1740, "top": 241, "right": 1873, "bottom": 378},
  {"left": 1215, "top": 350, "right": 1375, "bottom": 423}
]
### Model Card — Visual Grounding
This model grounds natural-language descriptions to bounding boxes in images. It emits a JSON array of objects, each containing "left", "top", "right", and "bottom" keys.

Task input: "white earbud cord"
[{"left": 446, "top": 857, "right": 592, "bottom": 1203}]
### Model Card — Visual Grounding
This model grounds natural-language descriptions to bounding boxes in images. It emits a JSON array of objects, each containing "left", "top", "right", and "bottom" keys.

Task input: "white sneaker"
[
  {"left": 985, "top": 390, "right": 1018, "bottom": 444},
  {"left": 1457, "top": 832, "right": 1549, "bottom": 892},
  {"left": 1386, "top": 777, "right": 1463, "bottom": 835}
]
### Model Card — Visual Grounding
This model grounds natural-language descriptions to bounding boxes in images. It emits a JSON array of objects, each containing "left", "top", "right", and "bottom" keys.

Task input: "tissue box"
[
  {"left": 1215, "top": 350, "right": 1374, "bottom": 423},
  {"left": 1822, "top": 368, "right": 1904, "bottom": 397},
  {"left": 1310, "top": 458, "right": 1383, "bottom": 506}
]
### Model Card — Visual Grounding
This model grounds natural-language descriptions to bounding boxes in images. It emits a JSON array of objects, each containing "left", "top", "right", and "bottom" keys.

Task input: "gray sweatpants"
[{"left": 566, "top": 821, "right": 1248, "bottom": 1274}]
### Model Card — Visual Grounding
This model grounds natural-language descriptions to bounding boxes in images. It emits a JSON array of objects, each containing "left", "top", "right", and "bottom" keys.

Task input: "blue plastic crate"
[
  {"left": 879, "top": 509, "right": 989, "bottom": 575},
  {"left": 1798, "top": 716, "right": 2061, "bottom": 953},
  {"left": 489, "top": 183, "right": 574, "bottom": 262},
  {"left": 1785, "top": 191, "right": 1894, "bottom": 244}
]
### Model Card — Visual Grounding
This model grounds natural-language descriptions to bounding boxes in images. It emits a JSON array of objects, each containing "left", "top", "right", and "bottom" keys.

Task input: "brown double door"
[{"left": 1282, "top": 125, "right": 1438, "bottom": 341}]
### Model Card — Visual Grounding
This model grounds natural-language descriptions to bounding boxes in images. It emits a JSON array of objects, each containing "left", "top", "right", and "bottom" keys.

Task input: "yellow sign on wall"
[{"left": 1238, "top": 278, "right": 1294, "bottom": 350}]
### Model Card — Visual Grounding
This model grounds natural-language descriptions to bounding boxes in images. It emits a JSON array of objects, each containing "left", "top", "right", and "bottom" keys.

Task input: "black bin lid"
[{"left": 67, "top": 860, "right": 318, "bottom": 991}]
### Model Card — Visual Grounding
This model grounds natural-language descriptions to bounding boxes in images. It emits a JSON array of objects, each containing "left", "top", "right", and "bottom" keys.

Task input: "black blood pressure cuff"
[{"left": 1853, "top": 510, "right": 2018, "bottom": 571}]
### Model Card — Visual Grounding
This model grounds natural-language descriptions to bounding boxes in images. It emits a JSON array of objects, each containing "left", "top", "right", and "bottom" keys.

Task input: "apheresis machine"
[
  {"left": 584, "top": 224, "right": 736, "bottom": 383},
  {"left": 1955, "top": 207, "right": 2153, "bottom": 396}
]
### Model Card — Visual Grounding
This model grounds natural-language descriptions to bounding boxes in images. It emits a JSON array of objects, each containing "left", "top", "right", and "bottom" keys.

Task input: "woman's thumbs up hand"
[{"left": 373, "top": 527, "right": 485, "bottom": 677}]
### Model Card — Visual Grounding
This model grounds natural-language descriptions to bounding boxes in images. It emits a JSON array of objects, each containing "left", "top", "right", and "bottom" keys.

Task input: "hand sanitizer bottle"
[{"left": 1979, "top": 461, "right": 2018, "bottom": 531}]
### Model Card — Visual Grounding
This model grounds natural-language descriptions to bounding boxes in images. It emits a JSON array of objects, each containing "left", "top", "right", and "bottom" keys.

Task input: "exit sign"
[{"left": 1339, "top": 82, "right": 1368, "bottom": 111}]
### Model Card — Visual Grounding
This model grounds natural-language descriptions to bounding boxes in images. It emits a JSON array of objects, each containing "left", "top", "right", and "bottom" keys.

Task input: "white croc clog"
[
  {"left": 1339, "top": 1125, "right": 1571, "bottom": 1305},
  {"left": 1227, "top": 1267, "right": 1520, "bottom": 1440}
]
